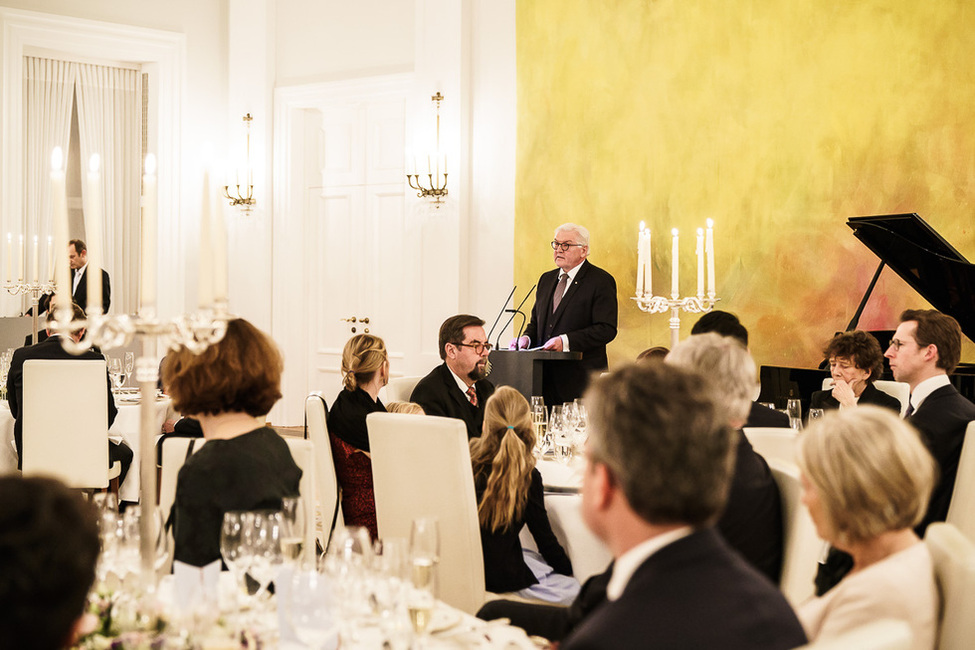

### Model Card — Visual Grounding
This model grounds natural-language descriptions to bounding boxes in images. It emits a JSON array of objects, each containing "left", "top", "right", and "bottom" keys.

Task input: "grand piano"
[{"left": 758, "top": 213, "right": 975, "bottom": 411}]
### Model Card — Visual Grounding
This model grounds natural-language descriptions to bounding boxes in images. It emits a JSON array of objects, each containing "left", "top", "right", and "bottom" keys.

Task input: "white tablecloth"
[
  {"left": 0, "top": 396, "right": 170, "bottom": 502},
  {"left": 521, "top": 457, "right": 612, "bottom": 583}
]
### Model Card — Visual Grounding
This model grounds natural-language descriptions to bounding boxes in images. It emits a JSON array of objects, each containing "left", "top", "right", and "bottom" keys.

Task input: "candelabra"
[
  {"left": 406, "top": 92, "right": 449, "bottom": 207},
  {"left": 4, "top": 279, "right": 55, "bottom": 343},
  {"left": 224, "top": 113, "right": 256, "bottom": 210},
  {"left": 633, "top": 291, "right": 719, "bottom": 350},
  {"left": 48, "top": 300, "right": 230, "bottom": 583}
]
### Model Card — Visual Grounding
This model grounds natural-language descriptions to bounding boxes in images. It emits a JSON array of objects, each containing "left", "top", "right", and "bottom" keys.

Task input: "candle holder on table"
[
  {"left": 4, "top": 280, "right": 55, "bottom": 343},
  {"left": 633, "top": 292, "right": 719, "bottom": 350}
]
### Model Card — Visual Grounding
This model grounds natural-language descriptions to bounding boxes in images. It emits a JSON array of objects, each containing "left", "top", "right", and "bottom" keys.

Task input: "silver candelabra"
[
  {"left": 633, "top": 291, "right": 719, "bottom": 350},
  {"left": 4, "top": 280, "right": 56, "bottom": 343}
]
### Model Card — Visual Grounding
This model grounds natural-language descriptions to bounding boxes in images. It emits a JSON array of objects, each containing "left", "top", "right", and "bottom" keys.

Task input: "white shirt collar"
[
  {"left": 75, "top": 262, "right": 88, "bottom": 276},
  {"left": 559, "top": 259, "right": 585, "bottom": 282},
  {"left": 447, "top": 364, "right": 474, "bottom": 397},
  {"left": 606, "top": 526, "right": 693, "bottom": 601},
  {"left": 909, "top": 374, "right": 951, "bottom": 412}
]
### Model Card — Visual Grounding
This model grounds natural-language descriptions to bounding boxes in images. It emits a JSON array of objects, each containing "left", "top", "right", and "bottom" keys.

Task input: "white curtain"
[
  {"left": 23, "top": 58, "right": 76, "bottom": 279},
  {"left": 75, "top": 63, "right": 141, "bottom": 314}
]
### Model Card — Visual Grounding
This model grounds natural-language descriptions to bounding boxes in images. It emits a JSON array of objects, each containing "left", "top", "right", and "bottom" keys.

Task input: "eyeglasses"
[
  {"left": 551, "top": 240, "right": 586, "bottom": 252},
  {"left": 888, "top": 338, "right": 912, "bottom": 351},
  {"left": 455, "top": 341, "right": 493, "bottom": 354}
]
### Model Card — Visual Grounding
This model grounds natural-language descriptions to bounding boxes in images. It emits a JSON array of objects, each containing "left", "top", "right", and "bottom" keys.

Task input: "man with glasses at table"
[
  {"left": 510, "top": 223, "right": 618, "bottom": 406},
  {"left": 411, "top": 314, "right": 496, "bottom": 439}
]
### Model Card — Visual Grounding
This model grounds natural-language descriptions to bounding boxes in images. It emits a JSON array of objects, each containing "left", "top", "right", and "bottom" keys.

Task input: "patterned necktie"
[
  {"left": 904, "top": 401, "right": 914, "bottom": 418},
  {"left": 552, "top": 272, "right": 569, "bottom": 312},
  {"left": 466, "top": 385, "right": 478, "bottom": 407}
]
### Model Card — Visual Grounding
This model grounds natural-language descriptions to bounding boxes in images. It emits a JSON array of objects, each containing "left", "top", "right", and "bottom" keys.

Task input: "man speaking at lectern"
[{"left": 511, "top": 223, "right": 617, "bottom": 405}]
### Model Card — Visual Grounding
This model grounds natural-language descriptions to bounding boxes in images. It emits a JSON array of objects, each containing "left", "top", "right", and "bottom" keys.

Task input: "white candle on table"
[
  {"left": 47, "top": 236, "right": 53, "bottom": 282},
  {"left": 645, "top": 228, "right": 652, "bottom": 296},
  {"left": 696, "top": 228, "right": 704, "bottom": 299},
  {"left": 212, "top": 187, "right": 228, "bottom": 305},
  {"left": 198, "top": 169, "right": 214, "bottom": 309},
  {"left": 31, "top": 236, "right": 38, "bottom": 283},
  {"left": 5, "top": 233, "right": 11, "bottom": 283},
  {"left": 671, "top": 228, "right": 679, "bottom": 298},
  {"left": 706, "top": 218, "right": 715, "bottom": 297},
  {"left": 141, "top": 154, "right": 157, "bottom": 311},
  {"left": 636, "top": 221, "right": 646, "bottom": 296},
  {"left": 86, "top": 154, "right": 103, "bottom": 314},
  {"left": 51, "top": 147, "right": 70, "bottom": 314},
  {"left": 17, "top": 235, "right": 23, "bottom": 282}
]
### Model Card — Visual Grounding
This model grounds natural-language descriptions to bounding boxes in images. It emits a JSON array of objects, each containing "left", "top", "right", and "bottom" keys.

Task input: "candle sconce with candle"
[
  {"left": 405, "top": 92, "right": 449, "bottom": 207},
  {"left": 3, "top": 248, "right": 56, "bottom": 344},
  {"left": 633, "top": 219, "right": 719, "bottom": 349}
]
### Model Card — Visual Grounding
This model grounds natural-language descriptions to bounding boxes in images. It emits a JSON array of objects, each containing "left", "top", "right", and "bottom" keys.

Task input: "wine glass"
[
  {"left": 807, "top": 408, "right": 825, "bottom": 425},
  {"left": 786, "top": 399, "right": 802, "bottom": 430},
  {"left": 123, "top": 352, "right": 135, "bottom": 383},
  {"left": 409, "top": 517, "right": 440, "bottom": 596},
  {"left": 240, "top": 510, "right": 284, "bottom": 603},
  {"left": 531, "top": 401, "right": 548, "bottom": 457},
  {"left": 280, "top": 496, "right": 307, "bottom": 565},
  {"left": 287, "top": 558, "right": 339, "bottom": 648},
  {"left": 108, "top": 357, "right": 124, "bottom": 392}
]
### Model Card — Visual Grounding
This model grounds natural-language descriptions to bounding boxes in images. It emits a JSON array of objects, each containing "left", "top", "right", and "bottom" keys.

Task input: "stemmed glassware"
[
  {"left": 108, "top": 357, "right": 124, "bottom": 392},
  {"left": 287, "top": 556, "right": 339, "bottom": 648},
  {"left": 408, "top": 518, "right": 440, "bottom": 640},
  {"left": 123, "top": 351, "right": 135, "bottom": 386},
  {"left": 530, "top": 397, "right": 549, "bottom": 457},
  {"left": 279, "top": 496, "right": 307, "bottom": 566},
  {"left": 241, "top": 510, "right": 284, "bottom": 604},
  {"left": 786, "top": 399, "right": 802, "bottom": 431},
  {"left": 550, "top": 405, "right": 572, "bottom": 465}
]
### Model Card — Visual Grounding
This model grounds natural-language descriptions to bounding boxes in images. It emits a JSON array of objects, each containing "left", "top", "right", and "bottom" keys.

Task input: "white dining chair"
[
  {"left": 819, "top": 378, "right": 911, "bottom": 416},
  {"left": 946, "top": 422, "right": 975, "bottom": 544},
  {"left": 925, "top": 522, "right": 975, "bottom": 650},
  {"left": 743, "top": 427, "right": 798, "bottom": 465},
  {"left": 793, "top": 619, "right": 913, "bottom": 649},
  {"left": 367, "top": 411, "right": 486, "bottom": 614},
  {"left": 384, "top": 376, "right": 424, "bottom": 403},
  {"left": 22, "top": 359, "right": 120, "bottom": 491},
  {"left": 305, "top": 392, "right": 343, "bottom": 550},
  {"left": 766, "top": 457, "right": 821, "bottom": 606}
]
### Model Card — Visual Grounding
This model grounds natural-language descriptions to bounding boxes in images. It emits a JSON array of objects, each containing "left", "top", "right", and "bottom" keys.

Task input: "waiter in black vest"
[{"left": 511, "top": 223, "right": 618, "bottom": 406}]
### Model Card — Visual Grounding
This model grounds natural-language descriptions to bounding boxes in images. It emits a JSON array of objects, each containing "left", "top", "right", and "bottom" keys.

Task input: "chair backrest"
[
  {"left": 793, "top": 619, "right": 913, "bottom": 650},
  {"left": 159, "top": 436, "right": 207, "bottom": 572},
  {"left": 22, "top": 359, "right": 110, "bottom": 488},
  {"left": 743, "top": 427, "right": 798, "bottom": 465},
  {"left": 947, "top": 422, "right": 975, "bottom": 544},
  {"left": 367, "top": 411, "right": 485, "bottom": 614},
  {"left": 819, "top": 378, "right": 911, "bottom": 417},
  {"left": 925, "top": 522, "right": 975, "bottom": 650},
  {"left": 305, "top": 393, "right": 343, "bottom": 548},
  {"left": 766, "top": 457, "right": 821, "bottom": 606},
  {"left": 283, "top": 437, "right": 318, "bottom": 561},
  {"left": 385, "top": 376, "right": 423, "bottom": 403}
]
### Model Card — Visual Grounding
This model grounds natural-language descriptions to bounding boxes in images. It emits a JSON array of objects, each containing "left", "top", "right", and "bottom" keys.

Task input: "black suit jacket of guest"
[
  {"left": 410, "top": 363, "right": 495, "bottom": 439},
  {"left": 810, "top": 382, "right": 902, "bottom": 412},
  {"left": 910, "top": 383, "right": 975, "bottom": 534},
  {"left": 745, "top": 402, "right": 791, "bottom": 428},
  {"left": 522, "top": 260, "right": 618, "bottom": 405},
  {"left": 561, "top": 528, "right": 807, "bottom": 650},
  {"left": 5, "top": 335, "right": 118, "bottom": 468},
  {"left": 35, "top": 266, "right": 111, "bottom": 316}
]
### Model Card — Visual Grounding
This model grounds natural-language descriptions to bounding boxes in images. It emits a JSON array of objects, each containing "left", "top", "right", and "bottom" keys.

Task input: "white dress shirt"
[{"left": 606, "top": 526, "right": 693, "bottom": 601}]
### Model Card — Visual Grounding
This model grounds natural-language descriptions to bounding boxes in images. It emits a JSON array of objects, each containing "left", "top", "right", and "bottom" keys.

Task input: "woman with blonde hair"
[
  {"left": 327, "top": 334, "right": 389, "bottom": 539},
  {"left": 797, "top": 406, "right": 938, "bottom": 649},
  {"left": 470, "top": 387, "right": 578, "bottom": 603}
]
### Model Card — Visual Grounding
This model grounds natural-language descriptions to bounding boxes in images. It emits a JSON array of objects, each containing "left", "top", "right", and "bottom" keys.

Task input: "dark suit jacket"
[
  {"left": 810, "top": 382, "right": 901, "bottom": 412},
  {"left": 910, "top": 383, "right": 975, "bottom": 534},
  {"left": 561, "top": 528, "right": 807, "bottom": 650},
  {"left": 523, "top": 260, "right": 617, "bottom": 405},
  {"left": 745, "top": 402, "right": 790, "bottom": 428},
  {"left": 477, "top": 469, "right": 572, "bottom": 593},
  {"left": 410, "top": 363, "right": 495, "bottom": 439},
  {"left": 72, "top": 266, "right": 112, "bottom": 314},
  {"left": 5, "top": 335, "right": 118, "bottom": 469}
]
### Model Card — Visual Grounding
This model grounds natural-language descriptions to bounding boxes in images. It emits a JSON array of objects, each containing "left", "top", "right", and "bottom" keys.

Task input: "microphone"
[
  {"left": 513, "top": 285, "right": 536, "bottom": 343},
  {"left": 495, "top": 285, "right": 536, "bottom": 350},
  {"left": 486, "top": 286, "right": 517, "bottom": 346}
]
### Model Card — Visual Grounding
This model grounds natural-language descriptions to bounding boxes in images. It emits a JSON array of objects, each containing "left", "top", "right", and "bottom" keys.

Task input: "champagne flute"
[
  {"left": 124, "top": 351, "right": 135, "bottom": 379},
  {"left": 409, "top": 517, "right": 440, "bottom": 596},
  {"left": 280, "top": 496, "right": 306, "bottom": 565}
]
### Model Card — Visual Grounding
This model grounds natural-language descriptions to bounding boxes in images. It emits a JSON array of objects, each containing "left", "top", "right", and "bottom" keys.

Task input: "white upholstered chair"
[
  {"left": 766, "top": 457, "right": 821, "bottom": 606},
  {"left": 305, "top": 392, "right": 343, "bottom": 549},
  {"left": 794, "top": 619, "right": 913, "bottom": 649},
  {"left": 946, "top": 422, "right": 975, "bottom": 544},
  {"left": 819, "top": 378, "right": 911, "bottom": 416},
  {"left": 367, "top": 411, "right": 486, "bottom": 614},
  {"left": 925, "top": 522, "right": 975, "bottom": 650},
  {"left": 22, "top": 359, "right": 120, "bottom": 490},
  {"left": 743, "top": 427, "right": 798, "bottom": 465},
  {"left": 384, "top": 376, "right": 424, "bottom": 403}
]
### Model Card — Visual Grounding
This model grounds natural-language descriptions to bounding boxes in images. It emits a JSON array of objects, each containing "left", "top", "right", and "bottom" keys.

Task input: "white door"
[{"left": 304, "top": 92, "right": 423, "bottom": 406}]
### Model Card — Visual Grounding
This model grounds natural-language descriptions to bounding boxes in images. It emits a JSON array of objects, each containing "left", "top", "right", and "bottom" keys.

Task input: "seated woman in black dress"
[
  {"left": 470, "top": 387, "right": 578, "bottom": 604},
  {"left": 327, "top": 334, "right": 388, "bottom": 540},
  {"left": 165, "top": 318, "right": 301, "bottom": 568},
  {"left": 810, "top": 330, "right": 901, "bottom": 412}
]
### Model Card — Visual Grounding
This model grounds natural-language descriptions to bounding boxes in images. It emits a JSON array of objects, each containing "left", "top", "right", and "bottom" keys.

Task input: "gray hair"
[
  {"left": 585, "top": 362, "right": 735, "bottom": 527},
  {"left": 554, "top": 223, "right": 590, "bottom": 247},
  {"left": 665, "top": 332, "right": 757, "bottom": 425}
]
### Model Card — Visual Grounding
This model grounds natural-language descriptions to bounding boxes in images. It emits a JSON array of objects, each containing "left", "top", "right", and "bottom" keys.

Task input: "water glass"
[
  {"left": 280, "top": 496, "right": 307, "bottom": 565},
  {"left": 786, "top": 399, "right": 802, "bottom": 430},
  {"left": 807, "top": 408, "right": 825, "bottom": 424},
  {"left": 287, "top": 560, "right": 339, "bottom": 648}
]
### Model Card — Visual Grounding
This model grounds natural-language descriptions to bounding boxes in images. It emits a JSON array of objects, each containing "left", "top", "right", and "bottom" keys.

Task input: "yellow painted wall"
[{"left": 516, "top": 0, "right": 975, "bottom": 369}]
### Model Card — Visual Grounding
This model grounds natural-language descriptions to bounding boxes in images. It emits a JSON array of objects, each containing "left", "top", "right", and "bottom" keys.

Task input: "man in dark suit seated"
[
  {"left": 511, "top": 223, "right": 618, "bottom": 406},
  {"left": 692, "top": 310, "right": 790, "bottom": 428},
  {"left": 5, "top": 303, "right": 131, "bottom": 484},
  {"left": 558, "top": 362, "right": 805, "bottom": 649},
  {"left": 0, "top": 476, "right": 101, "bottom": 649},
  {"left": 410, "top": 314, "right": 495, "bottom": 439},
  {"left": 816, "top": 308, "right": 975, "bottom": 595}
]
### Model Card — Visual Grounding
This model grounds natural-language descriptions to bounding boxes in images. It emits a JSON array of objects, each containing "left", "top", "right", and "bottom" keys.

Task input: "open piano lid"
[{"left": 847, "top": 213, "right": 975, "bottom": 344}]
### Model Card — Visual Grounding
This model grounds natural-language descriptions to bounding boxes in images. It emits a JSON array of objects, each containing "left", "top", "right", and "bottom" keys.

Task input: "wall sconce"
[
  {"left": 406, "top": 92, "right": 448, "bottom": 208},
  {"left": 223, "top": 113, "right": 256, "bottom": 210}
]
